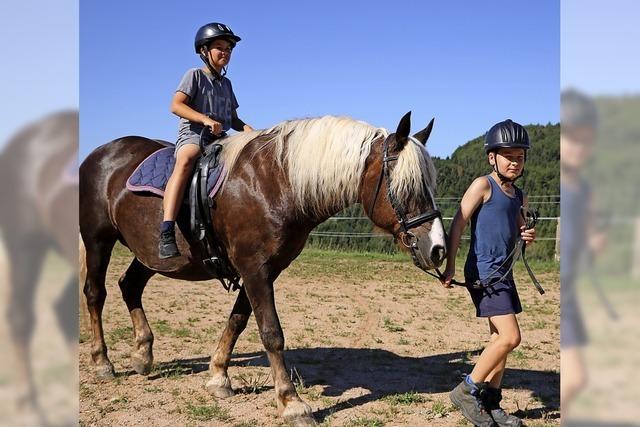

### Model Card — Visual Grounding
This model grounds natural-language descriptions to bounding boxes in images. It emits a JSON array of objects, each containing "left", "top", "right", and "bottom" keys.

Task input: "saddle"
[
  {"left": 126, "top": 135, "right": 241, "bottom": 291},
  {"left": 189, "top": 139, "right": 241, "bottom": 291}
]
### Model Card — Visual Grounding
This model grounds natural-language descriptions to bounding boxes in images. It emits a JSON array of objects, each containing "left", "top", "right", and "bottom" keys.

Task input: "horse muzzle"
[{"left": 400, "top": 230, "right": 446, "bottom": 270}]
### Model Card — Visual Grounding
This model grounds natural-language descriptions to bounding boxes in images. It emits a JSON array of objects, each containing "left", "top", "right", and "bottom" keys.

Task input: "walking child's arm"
[{"left": 441, "top": 177, "right": 490, "bottom": 287}]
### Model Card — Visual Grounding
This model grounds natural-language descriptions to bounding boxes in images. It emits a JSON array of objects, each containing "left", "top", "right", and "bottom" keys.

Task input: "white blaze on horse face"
[
  {"left": 425, "top": 186, "right": 446, "bottom": 250},
  {"left": 429, "top": 216, "right": 446, "bottom": 250}
]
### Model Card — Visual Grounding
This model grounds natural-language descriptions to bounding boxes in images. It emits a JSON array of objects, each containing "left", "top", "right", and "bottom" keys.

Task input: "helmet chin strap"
[
  {"left": 492, "top": 162, "right": 524, "bottom": 184},
  {"left": 199, "top": 48, "right": 226, "bottom": 82}
]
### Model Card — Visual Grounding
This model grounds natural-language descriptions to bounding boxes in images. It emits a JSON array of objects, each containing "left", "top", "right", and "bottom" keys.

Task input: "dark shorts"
[{"left": 466, "top": 279, "right": 522, "bottom": 318}]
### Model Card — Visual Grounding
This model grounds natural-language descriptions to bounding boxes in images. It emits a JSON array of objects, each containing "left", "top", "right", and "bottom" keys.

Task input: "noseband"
[{"left": 368, "top": 135, "right": 442, "bottom": 271}]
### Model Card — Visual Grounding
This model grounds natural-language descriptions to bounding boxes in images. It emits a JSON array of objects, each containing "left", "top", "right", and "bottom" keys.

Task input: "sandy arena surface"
[{"left": 78, "top": 247, "right": 560, "bottom": 427}]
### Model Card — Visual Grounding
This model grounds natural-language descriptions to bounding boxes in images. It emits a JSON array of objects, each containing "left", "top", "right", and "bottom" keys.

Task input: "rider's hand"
[
  {"left": 202, "top": 116, "right": 223, "bottom": 135},
  {"left": 440, "top": 263, "right": 455, "bottom": 289},
  {"left": 521, "top": 225, "right": 536, "bottom": 247}
]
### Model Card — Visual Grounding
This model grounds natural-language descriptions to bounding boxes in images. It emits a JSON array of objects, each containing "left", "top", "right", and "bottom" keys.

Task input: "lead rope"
[{"left": 428, "top": 207, "right": 544, "bottom": 294}]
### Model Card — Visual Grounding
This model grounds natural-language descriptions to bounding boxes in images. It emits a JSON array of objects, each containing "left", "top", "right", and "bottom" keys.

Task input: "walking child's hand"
[
  {"left": 520, "top": 225, "right": 536, "bottom": 246},
  {"left": 440, "top": 264, "right": 455, "bottom": 289}
]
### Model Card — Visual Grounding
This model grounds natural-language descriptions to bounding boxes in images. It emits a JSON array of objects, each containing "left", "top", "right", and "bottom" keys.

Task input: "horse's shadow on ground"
[{"left": 140, "top": 347, "right": 559, "bottom": 422}]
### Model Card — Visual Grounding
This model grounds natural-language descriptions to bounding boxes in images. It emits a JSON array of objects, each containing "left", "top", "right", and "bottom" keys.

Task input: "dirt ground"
[{"left": 79, "top": 247, "right": 560, "bottom": 427}]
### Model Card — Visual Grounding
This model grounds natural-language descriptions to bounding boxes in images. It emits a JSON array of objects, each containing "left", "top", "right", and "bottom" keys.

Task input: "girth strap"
[{"left": 189, "top": 133, "right": 241, "bottom": 291}]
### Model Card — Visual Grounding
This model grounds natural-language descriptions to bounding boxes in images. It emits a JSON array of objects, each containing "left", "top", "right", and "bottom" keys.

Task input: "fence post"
[
  {"left": 632, "top": 217, "right": 640, "bottom": 278},
  {"left": 554, "top": 218, "right": 561, "bottom": 262}
]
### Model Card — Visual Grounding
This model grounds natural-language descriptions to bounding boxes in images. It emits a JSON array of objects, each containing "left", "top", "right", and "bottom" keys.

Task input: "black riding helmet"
[
  {"left": 195, "top": 22, "right": 241, "bottom": 81},
  {"left": 484, "top": 119, "right": 530, "bottom": 183},
  {"left": 194, "top": 22, "right": 241, "bottom": 53},
  {"left": 484, "top": 119, "right": 530, "bottom": 153}
]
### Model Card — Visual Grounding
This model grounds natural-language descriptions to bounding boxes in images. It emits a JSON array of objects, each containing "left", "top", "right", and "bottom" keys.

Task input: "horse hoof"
[
  {"left": 95, "top": 364, "right": 115, "bottom": 379},
  {"left": 285, "top": 414, "right": 317, "bottom": 427},
  {"left": 205, "top": 376, "right": 235, "bottom": 398},
  {"left": 283, "top": 401, "right": 315, "bottom": 426},
  {"left": 131, "top": 356, "right": 153, "bottom": 375}
]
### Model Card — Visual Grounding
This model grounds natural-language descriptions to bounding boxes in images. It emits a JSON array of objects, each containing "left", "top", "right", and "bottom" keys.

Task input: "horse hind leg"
[
  {"left": 118, "top": 258, "right": 156, "bottom": 375},
  {"left": 206, "top": 287, "right": 252, "bottom": 398},
  {"left": 82, "top": 237, "right": 117, "bottom": 378}
]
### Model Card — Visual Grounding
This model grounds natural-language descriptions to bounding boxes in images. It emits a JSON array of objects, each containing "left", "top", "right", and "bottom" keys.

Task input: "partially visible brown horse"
[
  {"left": 0, "top": 111, "right": 79, "bottom": 421},
  {"left": 79, "top": 112, "right": 445, "bottom": 426}
]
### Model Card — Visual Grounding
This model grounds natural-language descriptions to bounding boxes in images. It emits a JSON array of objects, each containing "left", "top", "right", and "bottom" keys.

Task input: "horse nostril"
[{"left": 430, "top": 245, "right": 446, "bottom": 264}]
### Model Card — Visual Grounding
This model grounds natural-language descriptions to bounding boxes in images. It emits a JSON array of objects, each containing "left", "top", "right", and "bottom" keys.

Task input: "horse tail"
[{"left": 79, "top": 234, "right": 90, "bottom": 332}]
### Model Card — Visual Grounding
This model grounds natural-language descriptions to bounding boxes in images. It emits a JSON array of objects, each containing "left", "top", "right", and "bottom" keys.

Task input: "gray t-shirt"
[{"left": 175, "top": 68, "right": 239, "bottom": 145}]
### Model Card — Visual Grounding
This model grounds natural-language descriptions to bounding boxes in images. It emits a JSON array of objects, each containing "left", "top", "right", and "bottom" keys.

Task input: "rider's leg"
[{"left": 159, "top": 144, "right": 200, "bottom": 258}]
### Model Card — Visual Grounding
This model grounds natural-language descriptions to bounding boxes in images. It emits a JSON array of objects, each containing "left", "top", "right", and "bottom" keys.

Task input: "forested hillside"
[{"left": 307, "top": 123, "right": 560, "bottom": 259}]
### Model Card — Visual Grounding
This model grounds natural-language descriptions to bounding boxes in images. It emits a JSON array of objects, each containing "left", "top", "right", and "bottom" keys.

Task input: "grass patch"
[
  {"left": 383, "top": 317, "right": 405, "bottom": 333},
  {"left": 236, "top": 372, "right": 270, "bottom": 394},
  {"left": 173, "top": 327, "right": 191, "bottom": 338},
  {"left": 185, "top": 402, "right": 230, "bottom": 422},
  {"left": 285, "top": 248, "right": 558, "bottom": 283},
  {"left": 383, "top": 391, "right": 424, "bottom": 405},
  {"left": 344, "top": 417, "right": 385, "bottom": 427},
  {"left": 232, "top": 422, "right": 260, "bottom": 427},
  {"left": 511, "top": 349, "right": 529, "bottom": 362},
  {"left": 107, "top": 325, "right": 132, "bottom": 344},
  {"left": 429, "top": 400, "right": 451, "bottom": 418},
  {"left": 152, "top": 319, "right": 172, "bottom": 335}
]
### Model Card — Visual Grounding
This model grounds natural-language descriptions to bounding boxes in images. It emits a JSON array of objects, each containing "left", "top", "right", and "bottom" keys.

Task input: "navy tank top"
[{"left": 464, "top": 175, "right": 523, "bottom": 282}]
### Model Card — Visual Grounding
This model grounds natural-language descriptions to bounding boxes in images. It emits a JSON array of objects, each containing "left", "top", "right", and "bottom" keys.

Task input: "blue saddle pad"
[{"left": 126, "top": 147, "right": 226, "bottom": 198}]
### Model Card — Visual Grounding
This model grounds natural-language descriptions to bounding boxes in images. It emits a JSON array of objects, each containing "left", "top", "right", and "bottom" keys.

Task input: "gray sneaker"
[
  {"left": 481, "top": 387, "right": 523, "bottom": 427},
  {"left": 450, "top": 379, "right": 497, "bottom": 427},
  {"left": 158, "top": 230, "right": 180, "bottom": 259}
]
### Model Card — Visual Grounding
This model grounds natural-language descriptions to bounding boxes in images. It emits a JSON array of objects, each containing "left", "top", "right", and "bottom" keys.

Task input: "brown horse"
[
  {"left": 0, "top": 110, "right": 79, "bottom": 422},
  {"left": 79, "top": 112, "right": 446, "bottom": 426}
]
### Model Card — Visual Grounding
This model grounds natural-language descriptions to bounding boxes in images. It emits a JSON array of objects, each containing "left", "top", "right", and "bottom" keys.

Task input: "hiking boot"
[
  {"left": 158, "top": 230, "right": 180, "bottom": 259},
  {"left": 450, "top": 378, "right": 497, "bottom": 427},
  {"left": 481, "top": 387, "right": 523, "bottom": 427}
]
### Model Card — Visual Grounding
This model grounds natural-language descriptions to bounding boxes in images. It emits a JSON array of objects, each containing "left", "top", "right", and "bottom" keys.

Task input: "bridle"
[
  {"left": 368, "top": 134, "right": 544, "bottom": 294},
  {"left": 367, "top": 134, "right": 442, "bottom": 271}
]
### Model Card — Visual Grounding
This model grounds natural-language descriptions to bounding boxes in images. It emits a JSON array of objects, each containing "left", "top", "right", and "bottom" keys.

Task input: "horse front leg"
[
  {"left": 243, "top": 273, "right": 315, "bottom": 427},
  {"left": 206, "top": 287, "right": 252, "bottom": 398}
]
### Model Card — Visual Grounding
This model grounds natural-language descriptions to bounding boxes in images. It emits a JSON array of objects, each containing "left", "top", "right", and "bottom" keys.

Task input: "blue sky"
[
  {"left": 0, "top": 0, "right": 78, "bottom": 146},
  {"left": 79, "top": 1, "right": 558, "bottom": 159},
  {"left": 562, "top": 0, "right": 640, "bottom": 94}
]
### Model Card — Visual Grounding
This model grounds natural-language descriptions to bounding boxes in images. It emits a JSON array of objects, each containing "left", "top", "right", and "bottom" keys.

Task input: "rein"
[
  {"left": 424, "top": 208, "right": 545, "bottom": 294},
  {"left": 368, "top": 135, "right": 442, "bottom": 271}
]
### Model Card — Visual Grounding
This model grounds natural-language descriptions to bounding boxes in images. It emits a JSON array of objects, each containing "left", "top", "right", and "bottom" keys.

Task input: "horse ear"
[
  {"left": 413, "top": 118, "right": 435, "bottom": 146},
  {"left": 392, "top": 111, "right": 411, "bottom": 151}
]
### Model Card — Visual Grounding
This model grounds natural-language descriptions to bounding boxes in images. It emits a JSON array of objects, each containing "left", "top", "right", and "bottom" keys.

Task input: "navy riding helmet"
[
  {"left": 194, "top": 22, "right": 241, "bottom": 53},
  {"left": 484, "top": 119, "right": 530, "bottom": 153}
]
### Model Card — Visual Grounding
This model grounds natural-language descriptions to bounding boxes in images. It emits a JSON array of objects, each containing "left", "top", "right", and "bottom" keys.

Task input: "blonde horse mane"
[{"left": 220, "top": 116, "right": 437, "bottom": 216}]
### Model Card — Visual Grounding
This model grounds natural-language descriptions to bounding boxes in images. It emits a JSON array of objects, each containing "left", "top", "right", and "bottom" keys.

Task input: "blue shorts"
[{"left": 466, "top": 279, "right": 522, "bottom": 318}]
